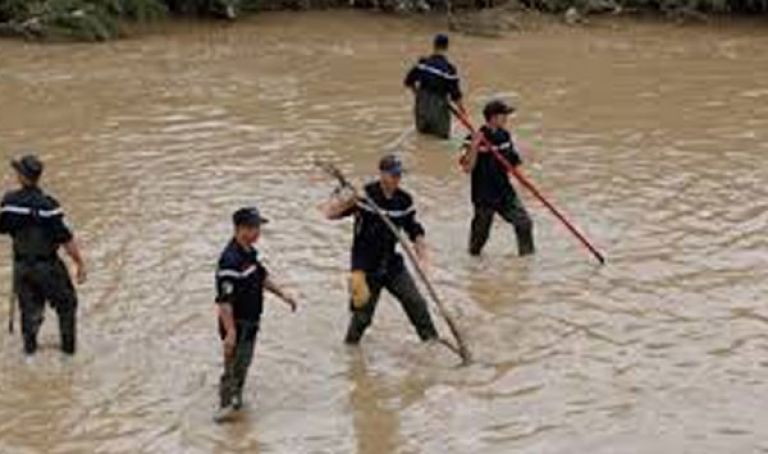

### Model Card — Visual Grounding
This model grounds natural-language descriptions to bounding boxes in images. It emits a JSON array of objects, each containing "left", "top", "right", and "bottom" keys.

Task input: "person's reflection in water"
[{"left": 347, "top": 350, "right": 404, "bottom": 454}]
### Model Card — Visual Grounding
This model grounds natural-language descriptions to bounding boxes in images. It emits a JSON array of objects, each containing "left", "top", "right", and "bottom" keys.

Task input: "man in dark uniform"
[
  {"left": 404, "top": 33, "right": 465, "bottom": 140},
  {"left": 460, "top": 100, "right": 535, "bottom": 257},
  {"left": 324, "top": 155, "right": 439, "bottom": 345},
  {"left": 0, "top": 154, "right": 87, "bottom": 357},
  {"left": 214, "top": 206, "right": 298, "bottom": 423}
]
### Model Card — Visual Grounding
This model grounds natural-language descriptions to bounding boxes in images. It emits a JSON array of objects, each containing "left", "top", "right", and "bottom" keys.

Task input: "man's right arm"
[
  {"left": 449, "top": 76, "right": 464, "bottom": 112},
  {"left": 404, "top": 60, "right": 422, "bottom": 93},
  {"left": 217, "top": 302, "right": 236, "bottom": 360},
  {"left": 323, "top": 188, "right": 359, "bottom": 220},
  {"left": 0, "top": 192, "right": 14, "bottom": 234},
  {"left": 460, "top": 133, "right": 483, "bottom": 173},
  {"left": 216, "top": 265, "right": 238, "bottom": 360}
]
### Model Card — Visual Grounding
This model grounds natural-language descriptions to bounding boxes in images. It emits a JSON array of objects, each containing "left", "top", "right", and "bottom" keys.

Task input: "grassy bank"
[{"left": 0, "top": 0, "right": 259, "bottom": 40}]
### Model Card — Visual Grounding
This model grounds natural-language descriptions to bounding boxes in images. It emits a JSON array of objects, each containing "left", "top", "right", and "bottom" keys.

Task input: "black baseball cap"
[
  {"left": 379, "top": 154, "right": 404, "bottom": 177},
  {"left": 483, "top": 100, "right": 516, "bottom": 121},
  {"left": 233, "top": 206, "right": 269, "bottom": 227},
  {"left": 11, "top": 154, "right": 44, "bottom": 181},
  {"left": 434, "top": 33, "right": 449, "bottom": 49}
]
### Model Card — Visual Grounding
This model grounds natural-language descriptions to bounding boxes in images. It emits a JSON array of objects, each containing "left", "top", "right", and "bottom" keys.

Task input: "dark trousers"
[
  {"left": 470, "top": 197, "right": 535, "bottom": 257},
  {"left": 415, "top": 89, "right": 451, "bottom": 139},
  {"left": 345, "top": 267, "right": 439, "bottom": 344},
  {"left": 14, "top": 258, "right": 78, "bottom": 355},
  {"left": 219, "top": 320, "right": 259, "bottom": 408}
]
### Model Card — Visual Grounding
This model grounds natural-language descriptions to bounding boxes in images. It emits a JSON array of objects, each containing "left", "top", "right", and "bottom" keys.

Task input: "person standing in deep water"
[
  {"left": 404, "top": 33, "right": 465, "bottom": 140},
  {"left": 460, "top": 100, "right": 535, "bottom": 257},
  {"left": 214, "top": 206, "right": 298, "bottom": 423},
  {"left": 323, "top": 155, "right": 439, "bottom": 345},
  {"left": 0, "top": 154, "right": 87, "bottom": 358}
]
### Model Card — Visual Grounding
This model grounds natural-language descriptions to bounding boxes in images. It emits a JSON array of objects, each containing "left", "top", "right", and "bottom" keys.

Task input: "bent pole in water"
[
  {"left": 315, "top": 161, "right": 473, "bottom": 365},
  {"left": 449, "top": 105, "right": 606, "bottom": 265}
]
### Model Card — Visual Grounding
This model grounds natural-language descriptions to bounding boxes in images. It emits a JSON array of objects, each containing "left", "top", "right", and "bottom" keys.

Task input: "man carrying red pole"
[{"left": 460, "top": 100, "right": 535, "bottom": 257}]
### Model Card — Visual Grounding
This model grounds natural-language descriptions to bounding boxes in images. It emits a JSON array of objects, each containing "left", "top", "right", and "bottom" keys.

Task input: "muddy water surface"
[{"left": 1, "top": 12, "right": 768, "bottom": 454}]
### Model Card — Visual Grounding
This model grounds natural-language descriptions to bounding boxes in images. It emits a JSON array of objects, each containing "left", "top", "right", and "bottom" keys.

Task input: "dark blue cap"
[
  {"left": 483, "top": 100, "right": 516, "bottom": 121},
  {"left": 11, "top": 154, "right": 44, "bottom": 181},
  {"left": 233, "top": 206, "right": 269, "bottom": 227},
  {"left": 434, "top": 33, "right": 449, "bottom": 49},
  {"left": 379, "top": 154, "right": 404, "bottom": 177}
]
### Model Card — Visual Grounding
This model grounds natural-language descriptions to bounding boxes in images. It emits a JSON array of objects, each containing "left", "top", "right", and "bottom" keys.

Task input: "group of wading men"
[{"left": 0, "top": 33, "right": 534, "bottom": 422}]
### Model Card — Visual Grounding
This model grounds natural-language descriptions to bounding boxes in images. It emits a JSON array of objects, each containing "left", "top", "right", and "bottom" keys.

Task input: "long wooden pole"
[{"left": 317, "top": 161, "right": 472, "bottom": 365}]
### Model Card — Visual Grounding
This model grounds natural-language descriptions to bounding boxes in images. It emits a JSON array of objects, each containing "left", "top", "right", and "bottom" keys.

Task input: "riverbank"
[{"left": 0, "top": 0, "right": 766, "bottom": 42}]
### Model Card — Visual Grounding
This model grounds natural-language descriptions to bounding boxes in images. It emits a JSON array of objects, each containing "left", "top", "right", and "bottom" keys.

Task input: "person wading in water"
[
  {"left": 214, "top": 206, "right": 298, "bottom": 423},
  {"left": 404, "top": 33, "right": 465, "bottom": 140},
  {"left": 323, "top": 155, "right": 439, "bottom": 345},
  {"left": 460, "top": 100, "right": 535, "bottom": 257},
  {"left": 0, "top": 154, "right": 87, "bottom": 358}
]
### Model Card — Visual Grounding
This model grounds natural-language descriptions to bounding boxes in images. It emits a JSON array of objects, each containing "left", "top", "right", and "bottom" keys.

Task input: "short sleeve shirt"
[
  {"left": 215, "top": 239, "right": 268, "bottom": 322},
  {"left": 0, "top": 186, "right": 73, "bottom": 258},
  {"left": 465, "top": 126, "right": 523, "bottom": 207},
  {"left": 404, "top": 54, "right": 463, "bottom": 102},
  {"left": 341, "top": 182, "right": 426, "bottom": 275}
]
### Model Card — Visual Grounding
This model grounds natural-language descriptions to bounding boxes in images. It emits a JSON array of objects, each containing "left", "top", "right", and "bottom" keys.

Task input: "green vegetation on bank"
[
  {"left": 0, "top": 0, "right": 256, "bottom": 40},
  {"left": 0, "top": 0, "right": 765, "bottom": 42}
]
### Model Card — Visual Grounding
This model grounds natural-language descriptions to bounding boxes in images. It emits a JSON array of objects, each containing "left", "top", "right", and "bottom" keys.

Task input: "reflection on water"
[{"left": 1, "top": 11, "right": 768, "bottom": 453}]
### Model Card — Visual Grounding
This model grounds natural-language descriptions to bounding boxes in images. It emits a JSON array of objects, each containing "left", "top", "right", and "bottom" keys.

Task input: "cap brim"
[
  {"left": 382, "top": 166, "right": 405, "bottom": 176},
  {"left": 10, "top": 160, "right": 23, "bottom": 174},
  {"left": 238, "top": 217, "right": 269, "bottom": 227}
]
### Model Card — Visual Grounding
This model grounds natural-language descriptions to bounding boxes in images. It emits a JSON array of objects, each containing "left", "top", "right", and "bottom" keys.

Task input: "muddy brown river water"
[{"left": 1, "top": 11, "right": 768, "bottom": 453}]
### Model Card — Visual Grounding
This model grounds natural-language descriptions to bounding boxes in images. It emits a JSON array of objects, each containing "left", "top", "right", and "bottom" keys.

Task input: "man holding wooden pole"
[
  {"left": 323, "top": 155, "right": 439, "bottom": 345},
  {"left": 460, "top": 100, "right": 536, "bottom": 257}
]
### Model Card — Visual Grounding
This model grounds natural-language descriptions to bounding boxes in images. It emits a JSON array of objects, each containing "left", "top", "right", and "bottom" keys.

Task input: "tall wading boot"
[
  {"left": 386, "top": 269, "right": 439, "bottom": 342},
  {"left": 219, "top": 364, "right": 234, "bottom": 408},
  {"left": 59, "top": 310, "right": 76, "bottom": 355},
  {"left": 23, "top": 333, "right": 38, "bottom": 356},
  {"left": 214, "top": 363, "right": 238, "bottom": 423},
  {"left": 231, "top": 330, "right": 256, "bottom": 410},
  {"left": 516, "top": 225, "right": 535, "bottom": 256},
  {"left": 19, "top": 300, "right": 44, "bottom": 356},
  {"left": 344, "top": 312, "right": 371, "bottom": 345},
  {"left": 469, "top": 206, "right": 494, "bottom": 256}
]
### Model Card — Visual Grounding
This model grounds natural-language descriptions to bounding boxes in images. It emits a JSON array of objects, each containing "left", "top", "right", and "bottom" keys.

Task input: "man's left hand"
[{"left": 75, "top": 264, "right": 87, "bottom": 285}]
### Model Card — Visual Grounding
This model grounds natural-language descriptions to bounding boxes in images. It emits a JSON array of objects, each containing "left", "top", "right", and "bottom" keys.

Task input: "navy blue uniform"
[
  {"left": 464, "top": 126, "right": 535, "bottom": 256},
  {"left": 349, "top": 182, "right": 425, "bottom": 275},
  {"left": 404, "top": 54, "right": 463, "bottom": 102},
  {"left": 0, "top": 186, "right": 78, "bottom": 354},
  {"left": 341, "top": 182, "right": 438, "bottom": 344},
  {"left": 215, "top": 239, "right": 268, "bottom": 407},
  {"left": 404, "top": 54, "right": 463, "bottom": 139}
]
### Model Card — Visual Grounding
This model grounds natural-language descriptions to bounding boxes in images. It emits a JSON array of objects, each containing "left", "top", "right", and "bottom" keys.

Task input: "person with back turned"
[
  {"left": 213, "top": 206, "right": 298, "bottom": 423},
  {"left": 404, "top": 33, "right": 465, "bottom": 139},
  {"left": 460, "top": 100, "right": 535, "bottom": 257},
  {"left": 323, "top": 155, "right": 439, "bottom": 345},
  {"left": 0, "top": 154, "right": 87, "bottom": 357}
]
